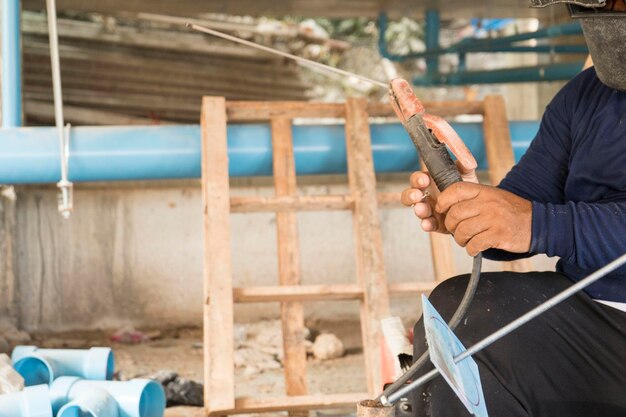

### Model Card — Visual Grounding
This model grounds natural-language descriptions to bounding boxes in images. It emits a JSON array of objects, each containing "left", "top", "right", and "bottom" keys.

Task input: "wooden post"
[
  {"left": 345, "top": 97, "right": 391, "bottom": 395},
  {"left": 418, "top": 161, "right": 456, "bottom": 283},
  {"left": 271, "top": 117, "right": 308, "bottom": 412},
  {"left": 201, "top": 97, "right": 235, "bottom": 415},
  {"left": 483, "top": 95, "right": 533, "bottom": 273}
]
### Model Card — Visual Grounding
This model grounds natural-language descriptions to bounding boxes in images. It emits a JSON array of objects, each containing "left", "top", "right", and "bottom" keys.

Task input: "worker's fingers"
[
  {"left": 452, "top": 217, "right": 491, "bottom": 247},
  {"left": 465, "top": 230, "right": 498, "bottom": 256},
  {"left": 409, "top": 171, "right": 431, "bottom": 190},
  {"left": 444, "top": 200, "right": 481, "bottom": 233},
  {"left": 421, "top": 217, "right": 439, "bottom": 232},
  {"left": 400, "top": 188, "right": 425, "bottom": 206},
  {"left": 436, "top": 182, "right": 482, "bottom": 214},
  {"left": 413, "top": 201, "right": 432, "bottom": 219}
]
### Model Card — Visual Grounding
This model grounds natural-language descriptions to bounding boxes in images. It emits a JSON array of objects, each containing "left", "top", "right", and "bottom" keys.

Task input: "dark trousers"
[{"left": 412, "top": 271, "right": 626, "bottom": 417}]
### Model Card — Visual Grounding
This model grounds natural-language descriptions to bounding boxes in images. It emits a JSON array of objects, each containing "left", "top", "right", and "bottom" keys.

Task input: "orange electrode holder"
[{"left": 389, "top": 78, "right": 477, "bottom": 173}]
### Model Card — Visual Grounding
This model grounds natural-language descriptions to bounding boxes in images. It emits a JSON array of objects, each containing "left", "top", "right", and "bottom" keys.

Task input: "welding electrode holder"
[{"left": 404, "top": 113, "right": 462, "bottom": 191}]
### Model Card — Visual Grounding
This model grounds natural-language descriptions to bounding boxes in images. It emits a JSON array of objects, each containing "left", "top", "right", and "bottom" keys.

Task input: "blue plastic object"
[
  {"left": 49, "top": 377, "right": 165, "bottom": 417},
  {"left": 1, "top": 0, "right": 22, "bottom": 127},
  {"left": 0, "top": 122, "right": 540, "bottom": 184},
  {"left": 0, "top": 385, "right": 53, "bottom": 417},
  {"left": 12, "top": 346, "right": 114, "bottom": 386}
]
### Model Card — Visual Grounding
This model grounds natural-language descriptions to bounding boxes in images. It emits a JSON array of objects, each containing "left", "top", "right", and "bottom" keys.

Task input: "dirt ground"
[{"left": 32, "top": 320, "right": 370, "bottom": 417}]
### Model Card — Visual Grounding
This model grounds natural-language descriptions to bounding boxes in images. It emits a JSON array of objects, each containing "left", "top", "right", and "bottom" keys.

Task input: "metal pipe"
[
  {"left": 413, "top": 62, "right": 583, "bottom": 86},
  {"left": 384, "top": 251, "right": 626, "bottom": 405},
  {"left": 45, "top": 0, "right": 73, "bottom": 217},
  {"left": 1, "top": 0, "right": 22, "bottom": 127},
  {"left": 0, "top": 121, "right": 540, "bottom": 184},
  {"left": 424, "top": 10, "right": 440, "bottom": 78},
  {"left": 378, "top": 14, "right": 585, "bottom": 63}
]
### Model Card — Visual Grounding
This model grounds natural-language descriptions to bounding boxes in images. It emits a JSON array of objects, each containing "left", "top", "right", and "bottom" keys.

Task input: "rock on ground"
[{"left": 312, "top": 333, "right": 344, "bottom": 360}]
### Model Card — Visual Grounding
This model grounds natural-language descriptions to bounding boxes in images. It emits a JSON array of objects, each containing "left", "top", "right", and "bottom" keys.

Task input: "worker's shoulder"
[
  {"left": 558, "top": 67, "right": 601, "bottom": 97},
  {"left": 549, "top": 67, "right": 608, "bottom": 114}
]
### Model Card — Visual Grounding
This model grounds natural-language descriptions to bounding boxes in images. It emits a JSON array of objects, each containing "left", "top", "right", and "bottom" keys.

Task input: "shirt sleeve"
[
  {"left": 484, "top": 80, "right": 574, "bottom": 262},
  {"left": 531, "top": 201, "right": 626, "bottom": 270}
]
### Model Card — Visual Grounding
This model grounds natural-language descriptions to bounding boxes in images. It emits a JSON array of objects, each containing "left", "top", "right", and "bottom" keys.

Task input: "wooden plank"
[
  {"left": 344, "top": 97, "right": 391, "bottom": 395},
  {"left": 367, "top": 101, "right": 485, "bottom": 118},
  {"left": 226, "top": 101, "right": 485, "bottom": 122},
  {"left": 227, "top": 102, "right": 345, "bottom": 121},
  {"left": 201, "top": 97, "right": 235, "bottom": 414},
  {"left": 230, "top": 195, "right": 354, "bottom": 213},
  {"left": 388, "top": 281, "right": 437, "bottom": 295},
  {"left": 429, "top": 233, "right": 457, "bottom": 282},
  {"left": 230, "top": 393, "right": 369, "bottom": 414},
  {"left": 482, "top": 95, "right": 533, "bottom": 273},
  {"left": 376, "top": 192, "right": 401, "bottom": 206},
  {"left": 24, "top": 57, "right": 309, "bottom": 98},
  {"left": 233, "top": 284, "right": 364, "bottom": 303},
  {"left": 24, "top": 100, "right": 157, "bottom": 125},
  {"left": 271, "top": 117, "right": 308, "bottom": 405},
  {"left": 22, "top": 12, "right": 272, "bottom": 60},
  {"left": 417, "top": 158, "right": 457, "bottom": 284},
  {"left": 230, "top": 192, "right": 407, "bottom": 212}
]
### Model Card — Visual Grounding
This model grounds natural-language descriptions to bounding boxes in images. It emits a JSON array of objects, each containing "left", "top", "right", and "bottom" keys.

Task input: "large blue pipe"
[
  {"left": 1, "top": 0, "right": 22, "bottom": 127},
  {"left": 0, "top": 122, "right": 539, "bottom": 184}
]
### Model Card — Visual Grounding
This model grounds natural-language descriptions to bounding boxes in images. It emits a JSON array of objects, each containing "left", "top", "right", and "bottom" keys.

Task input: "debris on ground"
[
  {"left": 0, "top": 323, "right": 31, "bottom": 347},
  {"left": 149, "top": 370, "right": 203, "bottom": 407},
  {"left": 312, "top": 333, "right": 345, "bottom": 360},
  {"left": 0, "top": 353, "right": 24, "bottom": 394},
  {"left": 233, "top": 320, "right": 314, "bottom": 374},
  {"left": 110, "top": 327, "right": 162, "bottom": 344},
  {"left": 0, "top": 337, "right": 9, "bottom": 354}
]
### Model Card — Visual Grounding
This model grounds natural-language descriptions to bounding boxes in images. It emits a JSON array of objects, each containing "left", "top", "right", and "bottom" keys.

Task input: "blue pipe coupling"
[
  {"left": 12, "top": 346, "right": 115, "bottom": 386},
  {"left": 0, "top": 385, "right": 53, "bottom": 417},
  {"left": 50, "top": 377, "right": 166, "bottom": 417}
]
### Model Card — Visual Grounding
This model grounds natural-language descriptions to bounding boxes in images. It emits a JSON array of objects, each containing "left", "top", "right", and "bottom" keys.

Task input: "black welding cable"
[{"left": 376, "top": 253, "right": 482, "bottom": 402}]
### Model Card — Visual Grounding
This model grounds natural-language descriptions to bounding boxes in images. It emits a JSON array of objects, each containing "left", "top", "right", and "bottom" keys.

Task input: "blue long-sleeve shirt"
[{"left": 488, "top": 67, "right": 626, "bottom": 303}]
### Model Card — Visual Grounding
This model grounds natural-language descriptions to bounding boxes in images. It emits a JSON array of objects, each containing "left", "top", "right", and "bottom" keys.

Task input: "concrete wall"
[
  {"left": 0, "top": 190, "right": 17, "bottom": 328},
  {"left": 11, "top": 175, "right": 556, "bottom": 333}
]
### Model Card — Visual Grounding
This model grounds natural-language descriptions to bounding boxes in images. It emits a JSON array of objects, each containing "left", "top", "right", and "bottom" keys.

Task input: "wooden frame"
[{"left": 200, "top": 95, "right": 530, "bottom": 416}]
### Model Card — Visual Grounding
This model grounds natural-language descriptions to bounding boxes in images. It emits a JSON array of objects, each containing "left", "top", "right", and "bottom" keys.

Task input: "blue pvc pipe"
[
  {"left": 0, "top": 385, "right": 53, "bottom": 417},
  {"left": 413, "top": 62, "right": 583, "bottom": 86},
  {"left": 49, "top": 377, "right": 165, "bottom": 417},
  {"left": 0, "top": 122, "right": 540, "bottom": 184},
  {"left": 12, "top": 346, "right": 114, "bottom": 386},
  {"left": 1, "top": 0, "right": 22, "bottom": 127}
]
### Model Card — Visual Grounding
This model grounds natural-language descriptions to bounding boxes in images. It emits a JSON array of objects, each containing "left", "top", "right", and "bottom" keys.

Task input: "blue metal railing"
[{"left": 378, "top": 11, "right": 587, "bottom": 85}]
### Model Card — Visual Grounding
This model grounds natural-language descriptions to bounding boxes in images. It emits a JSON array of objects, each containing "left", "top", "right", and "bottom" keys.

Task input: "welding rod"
[
  {"left": 186, "top": 23, "right": 388, "bottom": 89},
  {"left": 382, "top": 250, "right": 626, "bottom": 405}
]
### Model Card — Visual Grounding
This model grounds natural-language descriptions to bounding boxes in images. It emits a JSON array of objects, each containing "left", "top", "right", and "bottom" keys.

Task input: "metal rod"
[
  {"left": 2, "top": 0, "right": 22, "bottom": 127},
  {"left": 46, "top": 0, "right": 72, "bottom": 218},
  {"left": 186, "top": 23, "right": 388, "bottom": 89},
  {"left": 383, "top": 251, "right": 626, "bottom": 404}
]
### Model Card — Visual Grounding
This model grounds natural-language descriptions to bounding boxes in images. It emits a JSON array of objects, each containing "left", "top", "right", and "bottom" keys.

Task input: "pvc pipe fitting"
[
  {"left": 50, "top": 377, "right": 165, "bottom": 417},
  {"left": 12, "top": 346, "right": 114, "bottom": 386},
  {"left": 0, "top": 384, "right": 53, "bottom": 417}
]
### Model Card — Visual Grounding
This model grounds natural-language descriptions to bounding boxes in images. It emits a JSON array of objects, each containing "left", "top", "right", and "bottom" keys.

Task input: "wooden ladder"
[{"left": 199, "top": 95, "right": 530, "bottom": 416}]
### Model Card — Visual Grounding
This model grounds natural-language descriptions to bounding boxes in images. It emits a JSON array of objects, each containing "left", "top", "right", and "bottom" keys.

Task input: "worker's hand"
[
  {"left": 436, "top": 182, "right": 532, "bottom": 256},
  {"left": 401, "top": 161, "right": 478, "bottom": 234}
]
